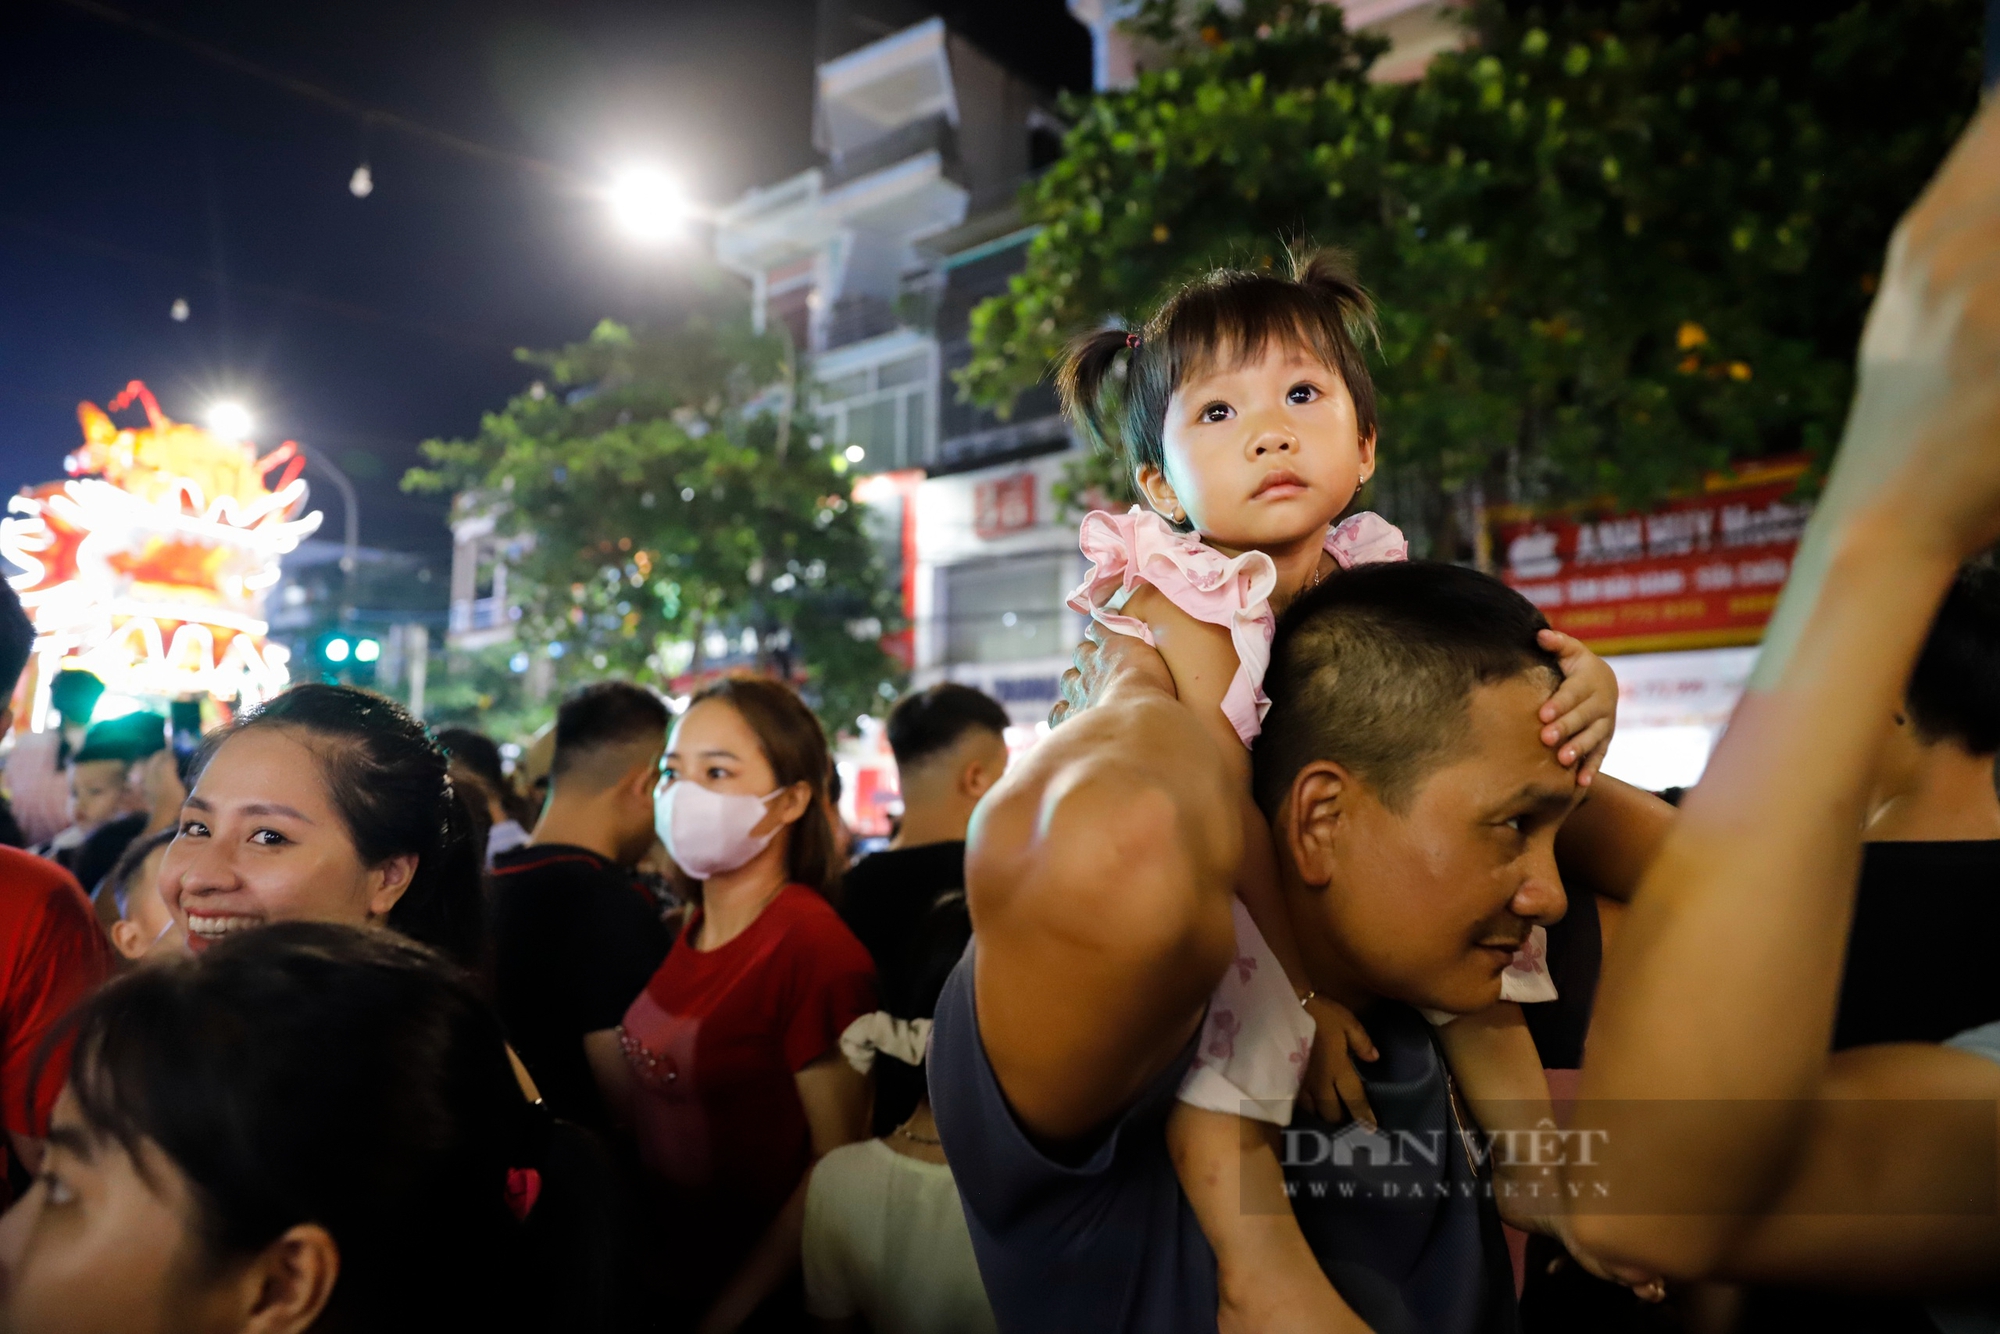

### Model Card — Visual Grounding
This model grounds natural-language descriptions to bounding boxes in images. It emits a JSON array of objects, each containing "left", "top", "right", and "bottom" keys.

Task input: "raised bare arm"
[
  {"left": 1570, "top": 99, "right": 2000, "bottom": 1278},
  {"left": 968, "top": 626, "right": 1244, "bottom": 1144}
]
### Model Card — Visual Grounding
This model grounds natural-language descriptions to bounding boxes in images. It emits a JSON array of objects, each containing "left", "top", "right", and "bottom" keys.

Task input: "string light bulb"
[
  {"left": 169, "top": 298, "right": 189, "bottom": 322},
  {"left": 349, "top": 163, "right": 374, "bottom": 198}
]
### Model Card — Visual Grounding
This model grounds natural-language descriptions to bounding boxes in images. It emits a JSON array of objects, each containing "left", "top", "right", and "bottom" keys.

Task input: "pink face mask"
[{"left": 656, "top": 780, "right": 783, "bottom": 880}]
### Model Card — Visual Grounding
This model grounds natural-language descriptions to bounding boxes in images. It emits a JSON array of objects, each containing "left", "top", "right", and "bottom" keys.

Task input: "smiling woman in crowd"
[
  {"left": 157, "top": 684, "right": 485, "bottom": 969},
  {"left": 0, "top": 922, "right": 542, "bottom": 1334},
  {"left": 601, "top": 677, "right": 876, "bottom": 1333}
]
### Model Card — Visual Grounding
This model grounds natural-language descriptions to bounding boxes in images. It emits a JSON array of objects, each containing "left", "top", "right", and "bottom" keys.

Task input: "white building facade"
[{"left": 713, "top": 15, "right": 1083, "bottom": 729}]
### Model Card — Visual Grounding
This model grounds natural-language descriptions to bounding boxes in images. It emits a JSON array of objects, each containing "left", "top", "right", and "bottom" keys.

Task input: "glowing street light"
[
  {"left": 323, "top": 637, "right": 351, "bottom": 664},
  {"left": 608, "top": 166, "right": 690, "bottom": 242},
  {"left": 206, "top": 401, "right": 253, "bottom": 440},
  {"left": 354, "top": 638, "right": 381, "bottom": 663}
]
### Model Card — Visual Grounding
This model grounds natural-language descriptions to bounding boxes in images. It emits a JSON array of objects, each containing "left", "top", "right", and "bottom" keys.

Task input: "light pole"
[{"left": 304, "top": 450, "right": 360, "bottom": 617}]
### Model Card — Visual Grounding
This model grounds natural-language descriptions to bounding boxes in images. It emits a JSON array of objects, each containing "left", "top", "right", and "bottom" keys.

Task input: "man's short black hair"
[
  {"left": 1252, "top": 562, "right": 1562, "bottom": 815},
  {"left": 435, "top": 727, "right": 507, "bottom": 791},
  {"left": 551, "top": 682, "right": 668, "bottom": 780},
  {"left": 1907, "top": 562, "right": 2000, "bottom": 755},
  {"left": 886, "top": 683, "right": 1011, "bottom": 771},
  {"left": 0, "top": 582, "right": 32, "bottom": 703}
]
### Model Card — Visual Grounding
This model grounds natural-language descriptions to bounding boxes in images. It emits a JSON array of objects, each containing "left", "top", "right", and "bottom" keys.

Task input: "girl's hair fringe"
[{"left": 1054, "top": 245, "right": 1380, "bottom": 483}]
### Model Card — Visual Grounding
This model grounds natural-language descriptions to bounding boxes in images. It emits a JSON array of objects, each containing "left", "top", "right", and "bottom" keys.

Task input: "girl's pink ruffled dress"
[{"left": 1066, "top": 506, "right": 1556, "bottom": 1124}]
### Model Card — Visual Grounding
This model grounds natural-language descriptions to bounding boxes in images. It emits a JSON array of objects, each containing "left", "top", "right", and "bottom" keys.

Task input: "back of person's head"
[
  {"left": 1057, "top": 247, "right": 1378, "bottom": 497},
  {"left": 886, "top": 684, "right": 1010, "bottom": 776},
  {"left": 1253, "top": 562, "right": 1561, "bottom": 816},
  {"left": 207, "top": 684, "right": 485, "bottom": 969},
  {"left": 1906, "top": 562, "right": 2000, "bottom": 755},
  {"left": 687, "top": 676, "right": 838, "bottom": 894},
  {"left": 0, "top": 582, "right": 32, "bottom": 705},
  {"left": 100, "top": 826, "right": 176, "bottom": 920},
  {"left": 72, "top": 711, "right": 168, "bottom": 767},
  {"left": 53, "top": 922, "right": 536, "bottom": 1333},
  {"left": 437, "top": 727, "right": 508, "bottom": 792},
  {"left": 46, "top": 668, "right": 104, "bottom": 727},
  {"left": 100, "top": 826, "right": 177, "bottom": 956},
  {"left": 551, "top": 683, "right": 668, "bottom": 790}
]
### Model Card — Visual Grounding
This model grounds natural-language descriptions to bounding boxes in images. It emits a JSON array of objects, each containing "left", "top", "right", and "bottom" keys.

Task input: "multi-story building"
[{"left": 713, "top": 13, "right": 1084, "bottom": 735}]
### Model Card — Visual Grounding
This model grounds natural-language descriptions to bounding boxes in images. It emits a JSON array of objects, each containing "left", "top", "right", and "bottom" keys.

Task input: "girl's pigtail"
[
  {"left": 1055, "top": 326, "right": 1138, "bottom": 455},
  {"left": 1291, "top": 247, "right": 1380, "bottom": 350}
]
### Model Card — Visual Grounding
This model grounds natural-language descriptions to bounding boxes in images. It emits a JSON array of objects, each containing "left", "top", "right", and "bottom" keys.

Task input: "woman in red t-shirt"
[{"left": 600, "top": 678, "right": 877, "bottom": 1332}]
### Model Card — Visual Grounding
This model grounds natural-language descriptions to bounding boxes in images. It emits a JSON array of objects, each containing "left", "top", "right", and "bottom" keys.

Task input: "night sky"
[{"left": 1, "top": 0, "right": 1090, "bottom": 559}]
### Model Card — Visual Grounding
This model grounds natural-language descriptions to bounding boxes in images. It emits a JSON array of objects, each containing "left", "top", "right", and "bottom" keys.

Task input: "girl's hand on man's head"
[{"left": 1536, "top": 630, "right": 1618, "bottom": 787}]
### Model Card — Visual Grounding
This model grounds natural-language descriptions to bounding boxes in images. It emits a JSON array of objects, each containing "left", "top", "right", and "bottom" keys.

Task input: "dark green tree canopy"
[
  {"left": 969, "top": 0, "right": 1980, "bottom": 555},
  {"left": 407, "top": 305, "right": 903, "bottom": 734}
]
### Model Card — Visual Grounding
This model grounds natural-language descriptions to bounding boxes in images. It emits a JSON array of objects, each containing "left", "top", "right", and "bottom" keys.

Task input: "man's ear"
[
  {"left": 628, "top": 752, "right": 664, "bottom": 802},
  {"left": 238, "top": 1223, "right": 340, "bottom": 1334},
  {"left": 960, "top": 754, "right": 1004, "bottom": 802},
  {"left": 1134, "top": 464, "right": 1185, "bottom": 525},
  {"left": 108, "top": 919, "right": 144, "bottom": 962},
  {"left": 1283, "top": 762, "right": 1352, "bottom": 890}
]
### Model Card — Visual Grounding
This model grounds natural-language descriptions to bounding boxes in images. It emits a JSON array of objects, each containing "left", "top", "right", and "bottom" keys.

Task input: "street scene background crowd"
[{"left": 5, "top": 1, "right": 2000, "bottom": 1332}]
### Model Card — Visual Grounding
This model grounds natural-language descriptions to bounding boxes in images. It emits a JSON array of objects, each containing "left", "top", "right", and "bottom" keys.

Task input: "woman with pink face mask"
[{"left": 600, "top": 677, "right": 876, "bottom": 1334}]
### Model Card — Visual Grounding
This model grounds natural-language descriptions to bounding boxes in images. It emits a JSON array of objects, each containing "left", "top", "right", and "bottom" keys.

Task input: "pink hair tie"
[{"left": 1125, "top": 332, "right": 1142, "bottom": 349}]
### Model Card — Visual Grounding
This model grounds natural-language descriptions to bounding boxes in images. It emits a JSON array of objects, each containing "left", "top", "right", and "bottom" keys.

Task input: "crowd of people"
[{"left": 0, "top": 89, "right": 1992, "bottom": 1334}]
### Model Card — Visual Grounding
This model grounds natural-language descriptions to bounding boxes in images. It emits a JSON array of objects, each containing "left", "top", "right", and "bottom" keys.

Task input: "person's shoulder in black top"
[
  {"left": 1834, "top": 839, "right": 2000, "bottom": 1050},
  {"left": 841, "top": 840, "right": 970, "bottom": 1135},
  {"left": 1835, "top": 563, "right": 2000, "bottom": 1051},
  {"left": 839, "top": 840, "right": 967, "bottom": 1016},
  {"left": 490, "top": 843, "right": 669, "bottom": 1132}
]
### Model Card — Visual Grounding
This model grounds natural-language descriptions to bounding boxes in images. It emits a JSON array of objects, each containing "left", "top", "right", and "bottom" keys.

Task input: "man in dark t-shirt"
[
  {"left": 842, "top": 683, "right": 1010, "bottom": 1013},
  {"left": 491, "top": 683, "right": 671, "bottom": 1134},
  {"left": 934, "top": 565, "right": 1660, "bottom": 1334},
  {"left": 844, "top": 684, "right": 1009, "bottom": 1135}
]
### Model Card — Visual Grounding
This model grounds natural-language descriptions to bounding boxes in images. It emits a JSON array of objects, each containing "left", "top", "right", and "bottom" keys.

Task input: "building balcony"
[
  {"left": 816, "top": 17, "right": 959, "bottom": 161},
  {"left": 825, "top": 295, "right": 898, "bottom": 350},
  {"left": 824, "top": 112, "right": 958, "bottom": 191}
]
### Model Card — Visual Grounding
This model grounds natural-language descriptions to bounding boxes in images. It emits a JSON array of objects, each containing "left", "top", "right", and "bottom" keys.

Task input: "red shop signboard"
[
  {"left": 1495, "top": 461, "right": 1814, "bottom": 655},
  {"left": 974, "top": 472, "right": 1037, "bottom": 540}
]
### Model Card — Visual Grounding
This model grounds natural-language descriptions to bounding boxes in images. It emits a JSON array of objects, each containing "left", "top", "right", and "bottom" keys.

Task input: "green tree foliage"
[
  {"left": 405, "top": 308, "right": 904, "bottom": 735},
  {"left": 418, "top": 643, "right": 555, "bottom": 750},
  {"left": 968, "top": 0, "right": 1981, "bottom": 555}
]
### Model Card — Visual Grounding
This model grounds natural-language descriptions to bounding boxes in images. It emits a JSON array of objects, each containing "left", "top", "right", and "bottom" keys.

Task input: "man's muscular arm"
[{"left": 969, "top": 629, "right": 1243, "bottom": 1145}]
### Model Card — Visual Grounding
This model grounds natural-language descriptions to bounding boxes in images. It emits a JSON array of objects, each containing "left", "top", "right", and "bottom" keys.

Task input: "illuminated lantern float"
[{"left": 1, "top": 382, "right": 322, "bottom": 723}]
